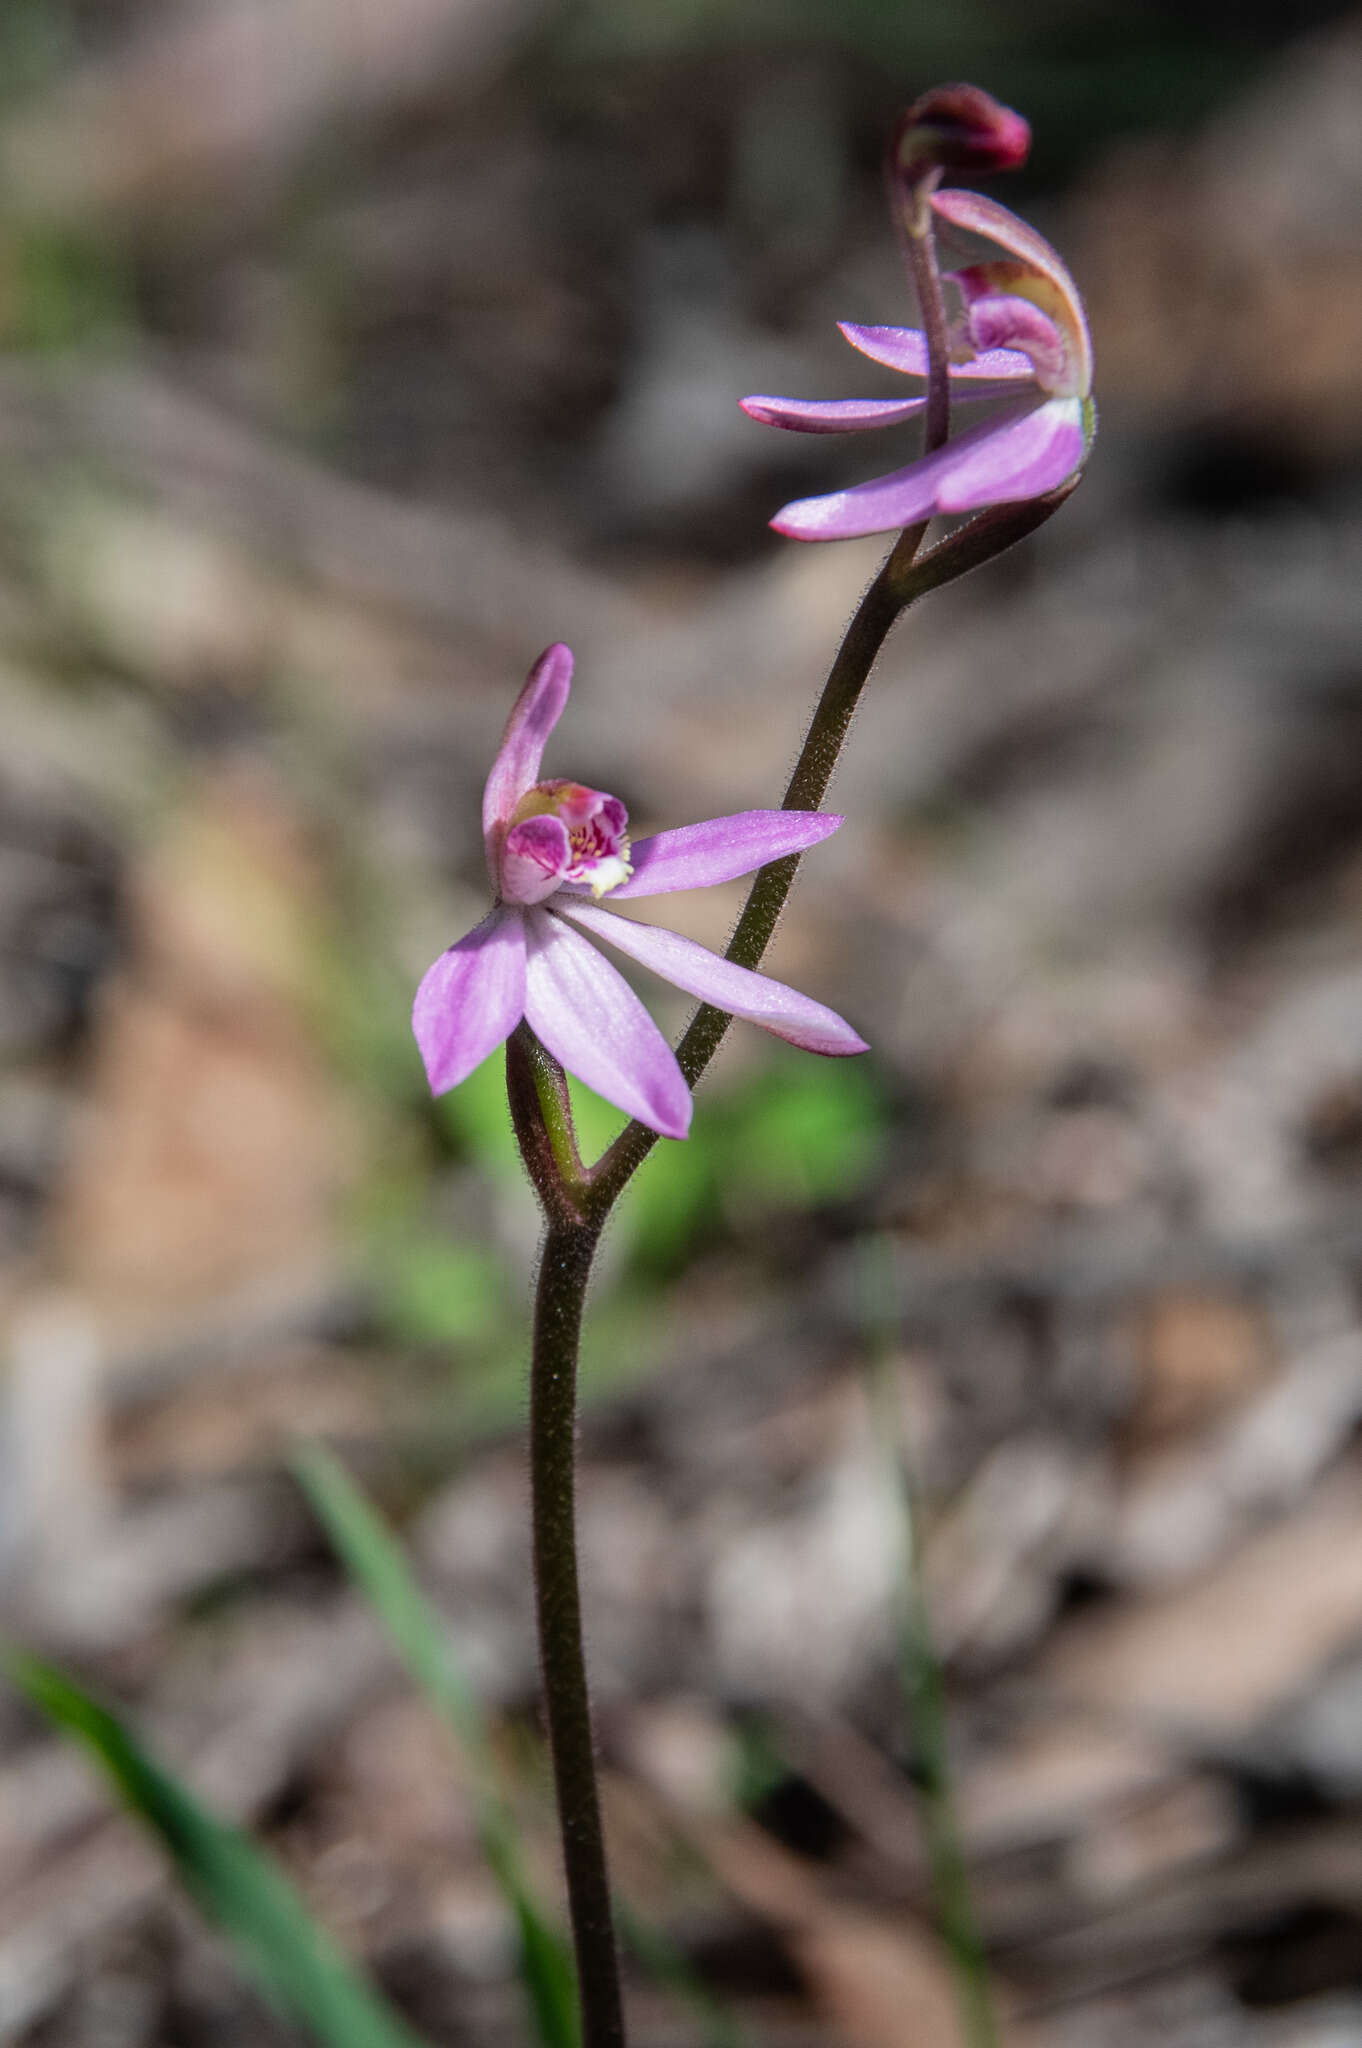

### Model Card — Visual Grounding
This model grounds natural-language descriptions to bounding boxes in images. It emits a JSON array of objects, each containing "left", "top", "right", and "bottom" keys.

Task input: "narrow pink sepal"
[
  {"left": 934, "top": 396, "right": 1084, "bottom": 512},
  {"left": 556, "top": 901, "right": 869, "bottom": 1058},
  {"left": 412, "top": 907, "right": 527, "bottom": 1095},
  {"left": 740, "top": 394, "right": 928, "bottom": 435},
  {"left": 837, "top": 322, "right": 1032, "bottom": 383},
  {"left": 501, "top": 813, "right": 571, "bottom": 905},
  {"left": 770, "top": 397, "right": 1044, "bottom": 540},
  {"left": 480, "top": 643, "right": 573, "bottom": 879},
  {"left": 601, "top": 810, "right": 844, "bottom": 900},
  {"left": 522, "top": 909, "right": 692, "bottom": 1139}
]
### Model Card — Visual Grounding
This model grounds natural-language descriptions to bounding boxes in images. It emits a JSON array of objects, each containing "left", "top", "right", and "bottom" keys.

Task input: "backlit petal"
[
  {"left": 837, "top": 321, "right": 1033, "bottom": 383},
  {"left": 412, "top": 908, "right": 526, "bottom": 1095},
  {"left": 771, "top": 398, "right": 1044, "bottom": 540},
  {"left": 556, "top": 902, "right": 869, "bottom": 1057},
  {"left": 934, "top": 396, "right": 1085, "bottom": 512},
  {"left": 522, "top": 910, "right": 692, "bottom": 1139},
  {"left": 932, "top": 188, "right": 1080, "bottom": 302},
  {"left": 481, "top": 643, "right": 573, "bottom": 880},
  {"left": 599, "top": 810, "right": 843, "bottom": 899},
  {"left": 740, "top": 394, "right": 928, "bottom": 434}
]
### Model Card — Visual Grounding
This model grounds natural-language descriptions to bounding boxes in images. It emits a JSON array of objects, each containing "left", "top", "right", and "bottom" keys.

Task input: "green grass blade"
[
  {"left": 8, "top": 1653, "right": 429, "bottom": 2048},
  {"left": 292, "top": 1442, "right": 580, "bottom": 2048},
  {"left": 294, "top": 1441, "right": 482, "bottom": 1746}
]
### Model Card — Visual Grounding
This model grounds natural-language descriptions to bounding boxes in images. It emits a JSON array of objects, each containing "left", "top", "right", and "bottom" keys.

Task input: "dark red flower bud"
[{"left": 891, "top": 84, "right": 1031, "bottom": 184}]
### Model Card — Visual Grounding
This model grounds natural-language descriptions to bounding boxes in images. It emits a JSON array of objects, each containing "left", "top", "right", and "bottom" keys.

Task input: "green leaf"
[
  {"left": 379, "top": 1238, "right": 509, "bottom": 1348},
  {"left": 433, "top": 1052, "right": 523, "bottom": 1182},
  {"left": 292, "top": 1443, "right": 580, "bottom": 2048},
  {"left": 8, "top": 1653, "right": 428, "bottom": 2048},
  {"left": 723, "top": 1057, "right": 882, "bottom": 1211}
]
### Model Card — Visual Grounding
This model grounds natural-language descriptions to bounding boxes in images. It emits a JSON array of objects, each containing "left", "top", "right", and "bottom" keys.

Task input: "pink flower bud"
[{"left": 891, "top": 84, "right": 1031, "bottom": 185}]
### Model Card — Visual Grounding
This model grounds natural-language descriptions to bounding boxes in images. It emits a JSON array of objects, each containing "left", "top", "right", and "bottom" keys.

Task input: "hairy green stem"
[{"left": 507, "top": 1024, "right": 589, "bottom": 1225}]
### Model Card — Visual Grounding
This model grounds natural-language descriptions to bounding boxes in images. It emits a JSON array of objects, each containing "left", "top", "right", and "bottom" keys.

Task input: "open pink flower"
[
  {"left": 412, "top": 645, "right": 868, "bottom": 1139},
  {"left": 741, "top": 189, "right": 1094, "bottom": 541}
]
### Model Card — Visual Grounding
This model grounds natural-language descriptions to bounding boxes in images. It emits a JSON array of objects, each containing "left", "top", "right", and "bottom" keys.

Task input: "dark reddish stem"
[
  {"left": 529, "top": 1217, "right": 619, "bottom": 2048},
  {"left": 888, "top": 163, "right": 953, "bottom": 456}
]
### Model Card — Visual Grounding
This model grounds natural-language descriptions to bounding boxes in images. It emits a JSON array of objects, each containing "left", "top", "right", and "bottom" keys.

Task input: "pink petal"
[
  {"left": 771, "top": 397, "right": 1043, "bottom": 540},
  {"left": 501, "top": 813, "right": 572, "bottom": 905},
  {"left": 600, "top": 810, "right": 843, "bottom": 899},
  {"left": 522, "top": 909, "right": 692, "bottom": 1139},
  {"left": 740, "top": 394, "right": 927, "bottom": 434},
  {"left": 412, "top": 907, "right": 527, "bottom": 1095},
  {"left": 837, "top": 322, "right": 1032, "bottom": 383},
  {"left": 481, "top": 643, "right": 573, "bottom": 880},
  {"left": 555, "top": 902, "right": 869, "bottom": 1058},
  {"left": 934, "top": 397, "right": 1085, "bottom": 512},
  {"left": 932, "top": 188, "right": 1077, "bottom": 298},
  {"left": 931, "top": 191, "right": 1093, "bottom": 394}
]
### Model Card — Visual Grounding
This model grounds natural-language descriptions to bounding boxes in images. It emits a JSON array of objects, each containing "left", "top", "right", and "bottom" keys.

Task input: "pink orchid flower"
[
  {"left": 741, "top": 189, "right": 1094, "bottom": 541},
  {"left": 412, "top": 644, "right": 868, "bottom": 1139}
]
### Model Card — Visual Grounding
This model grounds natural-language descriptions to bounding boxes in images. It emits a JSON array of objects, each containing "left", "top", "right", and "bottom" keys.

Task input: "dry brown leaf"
[
  {"left": 700, "top": 1819, "right": 1018, "bottom": 2048},
  {"left": 1130, "top": 1292, "right": 1272, "bottom": 1442},
  {"left": 1045, "top": 1461, "right": 1362, "bottom": 1735},
  {"left": 792, "top": 1912, "right": 968, "bottom": 2048},
  {"left": 50, "top": 763, "right": 358, "bottom": 1350}
]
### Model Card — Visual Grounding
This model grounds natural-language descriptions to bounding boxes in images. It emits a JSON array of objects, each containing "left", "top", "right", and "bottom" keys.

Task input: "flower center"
[
  {"left": 500, "top": 779, "right": 632, "bottom": 904},
  {"left": 950, "top": 261, "right": 1091, "bottom": 399}
]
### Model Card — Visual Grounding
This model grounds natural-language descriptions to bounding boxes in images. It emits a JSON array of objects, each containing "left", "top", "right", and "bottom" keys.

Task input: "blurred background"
[{"left": 1, "top": 0, "right": 1362, "bottom": 2041}]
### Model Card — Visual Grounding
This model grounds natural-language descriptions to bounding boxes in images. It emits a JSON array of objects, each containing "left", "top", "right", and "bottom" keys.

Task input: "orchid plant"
[{"left": 413, "top": 82, "right": 1093, "bottom": 2048}]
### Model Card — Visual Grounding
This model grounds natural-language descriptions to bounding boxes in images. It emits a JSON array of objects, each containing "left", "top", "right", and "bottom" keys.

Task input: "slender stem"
[
  {"left": 530, "top": 1218, "right": 622, "bottom": 2048},
  {"left": 512, "top": 477, "right": 1079, "bottom": 2048},
  {"left": 512, "top": 523, "right": 925, "bottom": 2048},
  {"left": 896, "top": 175, "right": 953, "bottom": 458},
  {"left": 515, "top": 517, "right": 927, "bottom": 2043},
  {"left": 585, "top": 481, "right": 1080, "bottom": 1209},
  {"left": 586, "top": 524, "right": 919, "bottom": 1212}
]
